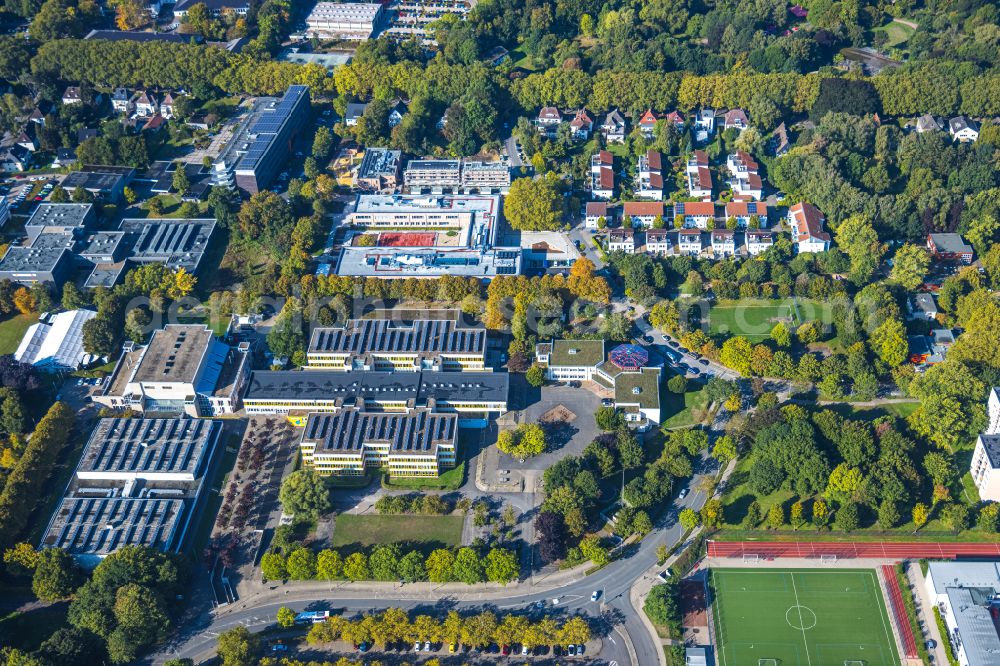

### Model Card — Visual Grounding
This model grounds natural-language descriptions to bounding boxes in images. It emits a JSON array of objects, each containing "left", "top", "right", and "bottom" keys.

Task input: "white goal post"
[
  {"left": 821, "top": 554, "right": 838, "bottom": 564},
  {"left": 844, "top": 661, "right": 865, "bottom": 666},
  {"left": 758, "top": 659, "right": 778, "bottom": 666},
  {"left": 743, "top": 553, "right": 762, "bottom": 563}
]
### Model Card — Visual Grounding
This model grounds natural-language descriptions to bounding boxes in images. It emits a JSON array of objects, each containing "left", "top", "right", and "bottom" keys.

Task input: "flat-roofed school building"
[
  {"left": 40, "top": 418, "right": 221, "bottom": 566},
  {"left": 300, "top": 408, "right": 457, "bottom": 477},
  {"left": 306, "top": 316, "right": 487, "bottom": 371},
  {"left": 241, "top": 369, "right": 508, "bottom": 418}
]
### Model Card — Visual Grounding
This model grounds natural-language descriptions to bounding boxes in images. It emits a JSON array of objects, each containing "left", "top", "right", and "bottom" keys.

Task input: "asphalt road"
[{"left": 152, "top": 450, "right": 719, "bottom": 666}]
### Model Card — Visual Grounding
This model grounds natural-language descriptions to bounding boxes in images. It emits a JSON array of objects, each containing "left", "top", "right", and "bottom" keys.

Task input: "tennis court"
[
  {"left": 710, "top": 568, "right": 900, "bottom": 666},
  {"left": 378, "top": 231, "right": 438, "bottom": 247}
]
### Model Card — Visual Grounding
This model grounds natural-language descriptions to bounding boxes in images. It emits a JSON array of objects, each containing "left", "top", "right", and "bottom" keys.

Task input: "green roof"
[
  {"left": 548, "top": 339, "right": 606, "bottom": 368},
  {"left": 614, "top": 368, "right": 661, "bottom": 409}
]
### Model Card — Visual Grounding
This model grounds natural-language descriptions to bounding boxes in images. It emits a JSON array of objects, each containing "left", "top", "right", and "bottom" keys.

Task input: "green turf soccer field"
[{"left": 710, "top": 569, "right": 900, "bottom": 666}]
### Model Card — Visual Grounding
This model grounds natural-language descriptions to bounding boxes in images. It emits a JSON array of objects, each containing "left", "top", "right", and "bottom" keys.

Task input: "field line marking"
[
  {"left": 869, "top": 570, "right": 897, "bottom": 660},
  {"left": 789, "top": 572, "right": 813, "bottom": 666},
  {"left": 712, "top": 569, "right": 728, "bottom": 666}
]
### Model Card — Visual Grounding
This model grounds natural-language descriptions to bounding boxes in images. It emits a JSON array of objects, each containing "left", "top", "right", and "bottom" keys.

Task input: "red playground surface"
[
  {"left": 708, "top": 540, "right": 1000, "bottom": 560},
  {"left": 378, "top": 232, "right": 437, "bottom": 247}
]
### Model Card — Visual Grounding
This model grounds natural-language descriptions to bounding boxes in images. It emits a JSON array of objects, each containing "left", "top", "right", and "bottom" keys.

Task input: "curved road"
[{"left": 154, "top": 456, "right": 717, "bottom": 666}]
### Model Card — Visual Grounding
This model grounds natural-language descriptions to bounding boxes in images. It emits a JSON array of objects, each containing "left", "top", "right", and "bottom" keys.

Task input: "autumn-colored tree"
[
  {"left": 12, "top": 287, "right": 35, "bottom": 315},
  {"left": 115, "top": 0, "right": 148, "bottom": 30},
  {"left": 912, "top": 503, "right": 929, "bottom": 532}
]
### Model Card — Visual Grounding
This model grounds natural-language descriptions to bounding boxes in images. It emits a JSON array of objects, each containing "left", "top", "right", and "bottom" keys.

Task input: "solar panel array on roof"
[
  {"left": 77, "top": 418, "right": 218, "bottom": 479},
  {"left": 303, "top": 409, "right": 457, "bottom": 455},
  {"left": 236, "top": 86, "right": 310, "bottom": 172},
  {"left": 308, "top": 318, "right": 486, "bottom": 355},
  {"left": 44, "top": 496, "right": 183, "bottom": 557}
]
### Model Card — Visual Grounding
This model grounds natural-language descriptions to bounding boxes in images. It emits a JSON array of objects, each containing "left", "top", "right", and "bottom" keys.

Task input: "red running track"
[
  {"left": 707, "top": 540, "right": 1000, "bottom": 560},
  {"left": 881, "top": 564, "right": 918, "bottom": 658}
]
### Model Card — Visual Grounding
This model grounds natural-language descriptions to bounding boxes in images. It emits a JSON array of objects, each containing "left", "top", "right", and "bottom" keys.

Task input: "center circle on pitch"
[{"left": 785, "top": 605, "right": 817, "bottom": 631}]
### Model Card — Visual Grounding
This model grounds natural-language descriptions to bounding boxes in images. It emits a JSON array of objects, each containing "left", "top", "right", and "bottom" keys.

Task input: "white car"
[
  {"left": 591, "top": 590, "right": 601, "bottom": 602},
  {"left": 413, "top": 641, "right": 421, "bottom": 652},
  {"left": 423, "top": 641, "right": 431, "bottom": 652},
  {"left": 521, "top": 645, "right": 530, "bottom": 655},
  {"left": 551, "top": 597, "right": 560, "bottom": 605}
]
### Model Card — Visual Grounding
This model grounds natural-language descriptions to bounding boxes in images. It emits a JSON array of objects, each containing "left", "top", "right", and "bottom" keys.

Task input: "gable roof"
[
  {"left": 570, "top": 108, "right": 593, "bottom": 129},
  {"left": 789, "top": 202, "right": 830, "bottom": 242},
  {"left": 676, "top": 201, "right": 715, "bottom": 217},
  {"left": 645, "top": 149, "right": 662, "bottom": 171},
  {"left": 638, "top": 109, "right": 659, "bottom": 127},
  {"left": 623, "top": 201, "right": 664, "bottom": 217},
  {"left": 602, "top": 109, "right": 625, "bottom": 128},
  {"left": 538, "top": 106, "right": 561, "bottom": 122},
  {"left": 724, "top": 108, "right": 748, "bottom": 125},
  {"left": 664, "top": 111, "right": 685, "bottom": 125},
  {"left": 586, "top": 202, "right": 608, "bottom": 216},
  {"left": 731, "top": 150, "right": 758, "bottom": 171},
  {"left": 693, "top": 166, "right": 712, "bottom": 189},
  {"left": 725, "top": 201, "right": 768, "bottom": 217},
  {"left": 950, "top": 115, "right": 979, "bottom": 133}
]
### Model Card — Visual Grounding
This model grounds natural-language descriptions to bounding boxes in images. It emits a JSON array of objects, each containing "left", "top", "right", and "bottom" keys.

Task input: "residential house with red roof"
[
  {"left": 590, "top": 151, "right": 614, "bottom": 200},
  {"left": 674, "top": 201, "right": 716, "bottom": 229},
  {"left": 623, "top": 201, "right": 664, "bottom": 228},
  {"left": 636, "top": 149, "right": 664, "bottom": 200},
  {"left": 638, "top": 109, "right": 659, "bottom": 138},
  {"left": 569, "top": 109, "right": 593, "bottom": 140},
  {"left": 685, "top": 150, "right": 712, "bottom": 199},
  {"left": 788, "top": 202, "right": 831, "bottom": 254},
  {"left": 726, "top": 151, "right": 763, "bottom": 199},
  {"left": 725, "top": 201, "right": 768, "bottom": 228}
]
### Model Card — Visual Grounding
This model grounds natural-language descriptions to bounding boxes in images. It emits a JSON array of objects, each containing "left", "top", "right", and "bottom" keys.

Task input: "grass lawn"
[
  {"left": 0, "top": 605, "right": 68, "bottom": 652},
  {"left": 0, "top": 313, "right": 39, "bottom": 354},
  {"left": 662, "top": 387, "right": 711, "bottom": 428},
  {"left": 711, "top": 568, "right": 899, "bottom": 666},
  {"left": 382, "top": 461, "right": 465, "bottom": 491},
  {"left": 331, "top": 513, "right": 464, "bottom": 550},
  {"left": 709, "top": 300, "right": 799, "bottom": 341},
  {"left": 874, "top": 19, "right": 916, "bottom": 48}
]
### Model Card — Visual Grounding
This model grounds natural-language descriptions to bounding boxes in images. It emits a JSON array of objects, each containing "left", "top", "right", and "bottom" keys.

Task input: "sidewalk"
[
  {"left": 224, "top": 558, "right": 598, "bottom": 618},
  {"left": 625, "top": 458, "right": 737, "bottom": 666},
  {"left": 628, "top": 527, "right": 706, "bottom": 666},
  {"left": 906, "top": 561, "right": 949, "bottom": 666}
]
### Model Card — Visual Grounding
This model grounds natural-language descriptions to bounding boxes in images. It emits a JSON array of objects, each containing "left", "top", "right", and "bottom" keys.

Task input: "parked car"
[
  {"left": 698, "top": 358, "right": 709, "bottom": 366},
  {"left": 424, "top": 641, "right": 432, "bottom": 652},
  {"left": 521, "top": 645, "right": 530, "bottom": 655},
  {"left": 679, "top": 488, "right": 689, "bottom": 499},
  {"left": 270, "top": 642, "right": 287, "bottom": 652},
  {"left": 501, "top": 644, "right": 511, "bottom": 655},
  {"left": 577, "top": 644, "right": 585, "bottom": 655},
  {"left": 449, "top": 642, "right": 456, "bottom": 653},
  {"left": 414, "top": 641, "right": 421, "bottom": 652},
  {"left": 567, "top": 644, "right": 577, "bottom": 655}
]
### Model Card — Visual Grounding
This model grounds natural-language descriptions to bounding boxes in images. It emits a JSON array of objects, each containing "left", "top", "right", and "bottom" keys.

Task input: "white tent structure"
[{"left": 15, "top": 309, "right": 98, "bottom": 370}]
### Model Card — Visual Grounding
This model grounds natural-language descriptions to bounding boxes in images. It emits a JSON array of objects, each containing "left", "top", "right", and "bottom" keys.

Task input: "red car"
[{"left": 501, "top": 644, "right": 511, "bottom": 655}]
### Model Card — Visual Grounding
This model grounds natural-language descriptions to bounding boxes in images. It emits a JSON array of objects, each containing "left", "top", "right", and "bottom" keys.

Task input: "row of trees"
[
  {"left": 261, "top": 543, "right": 520, "bottom": 586},
  {"left": 0, "top": 402, "right": 73, "bottom": 549},
  {"left": 304, "top": 608, "right": 592, "bottom": 652}
]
